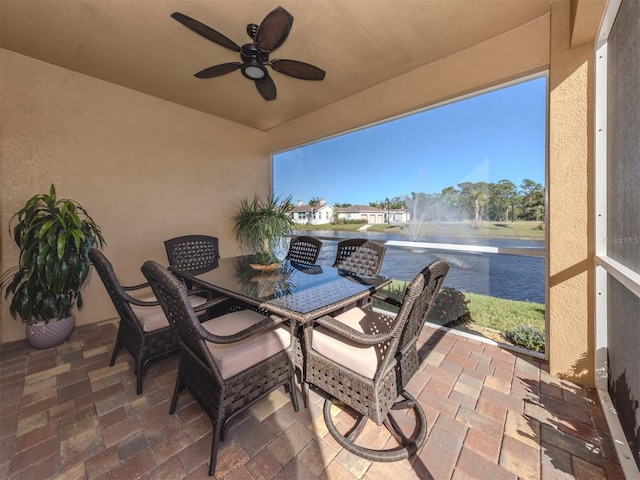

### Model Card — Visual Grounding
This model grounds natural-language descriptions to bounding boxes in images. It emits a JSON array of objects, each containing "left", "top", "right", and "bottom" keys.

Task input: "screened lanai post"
[{"left": 594, "top": 0, "right": 640, "bottom": 475}]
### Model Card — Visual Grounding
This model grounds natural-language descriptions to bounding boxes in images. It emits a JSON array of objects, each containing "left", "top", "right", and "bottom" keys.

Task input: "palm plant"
[
  {"left": 232, "top": 194, "right": 295, "bottom": 265},
  {"left": 1, "top": 184, "right": 105, "bottom": 323}
]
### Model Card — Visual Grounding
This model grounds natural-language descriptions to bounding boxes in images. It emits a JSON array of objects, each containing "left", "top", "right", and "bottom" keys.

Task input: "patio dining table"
[
  {"left": 169, "top": 255, "right": 390, "bottom": 405},
  {"left": 168, "top": 255, "right": 390, "bottom": 326}
]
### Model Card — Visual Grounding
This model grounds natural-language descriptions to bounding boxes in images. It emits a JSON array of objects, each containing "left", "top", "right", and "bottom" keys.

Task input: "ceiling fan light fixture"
[{"left": 241, "top": 63, "right": 267, "bottom": 80}]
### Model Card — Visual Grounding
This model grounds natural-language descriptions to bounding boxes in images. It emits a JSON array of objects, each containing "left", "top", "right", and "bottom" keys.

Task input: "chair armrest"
[
  {"left": 123, "top": 294, "right": 160, "bottom": 307},
  {"left": 314, "top": 314, "right": 393, "bottom": 346},
  {"left": 186, "top": 288, "right": 231, "bottom": 317},
  {"left": 186, "top": 287, "right": 216, "bottom": 301},
  {"left": 122, "top": 282, "right": 151, "bottom": 291},
  {"left": 192, "top": 296, "right": 230, "bottom": 312},
  {"left": 120, "top": 282, "right": 160, "bottom": 306},
  {"left": 371, "top": 291, "right": 402, "bottom": 308},
  {"left": 124, "top": 285, "right": 222, "bottom": 309},
  {"left": 202, "top": 314, "right": 289, "bottom": 345}
]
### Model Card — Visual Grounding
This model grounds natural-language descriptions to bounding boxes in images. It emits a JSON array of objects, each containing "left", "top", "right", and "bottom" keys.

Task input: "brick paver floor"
[{"left": 0, "top": 320, "right": 626, "bottom": 479}]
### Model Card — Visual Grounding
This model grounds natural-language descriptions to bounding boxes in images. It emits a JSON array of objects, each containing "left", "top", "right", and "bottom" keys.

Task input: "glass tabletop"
[{"left": 170, "top": 255, "right": 389, "bottom": 321}]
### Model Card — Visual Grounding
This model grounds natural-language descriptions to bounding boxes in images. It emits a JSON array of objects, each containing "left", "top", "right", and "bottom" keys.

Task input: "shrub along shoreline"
[{"left": 375, "top": 281, "right": 546, "bottom": 353}]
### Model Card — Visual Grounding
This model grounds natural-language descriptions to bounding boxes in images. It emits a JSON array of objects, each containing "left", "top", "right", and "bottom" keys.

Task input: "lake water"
[{"left": 293, "top": 230, "right": 546, "bottom": 304}]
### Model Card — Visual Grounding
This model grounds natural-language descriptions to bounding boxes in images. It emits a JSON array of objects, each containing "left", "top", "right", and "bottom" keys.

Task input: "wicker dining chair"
[
  {"left": 164, "top": 234, "right": 232, "bottom": 314},
  {"left": 286, "top": 235, "right": 323, "bottom": 266},
  {"left": 164, "top": 234, "right": 220, "bottom": 273},
  {"left": 141, "top": 260, "right": 299, "bottom": 476},
  {"left": 332, "top": 238, "right": 387, "bottom": 276},
  {"left": 89, "top": 248, "right": 217, "bottom": 394},
  {"left": 302, "top": 260, "right": 449, "bottom": 461}
]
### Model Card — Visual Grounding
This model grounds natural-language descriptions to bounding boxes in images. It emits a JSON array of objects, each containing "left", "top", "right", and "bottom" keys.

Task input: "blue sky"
[{"left": 273, "top": 76, "right": 547, "bottom": 206}]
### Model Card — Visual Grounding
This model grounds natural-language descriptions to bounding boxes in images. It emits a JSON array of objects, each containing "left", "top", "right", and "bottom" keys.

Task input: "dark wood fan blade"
[
  {"left": 171, "top": 12, "right": 241, "bottom": 52},
  {"left": 255, "top": 76, "right": 277, "bottom": 101},
  {"left": 194, "top": 63, "right": 242, "bottom": 79},
  {"left": 271, "top": 59, "right": 326, "bottom": 80},
  {"left": 255, "top": 6, "right": 293, "bottom": 52}
]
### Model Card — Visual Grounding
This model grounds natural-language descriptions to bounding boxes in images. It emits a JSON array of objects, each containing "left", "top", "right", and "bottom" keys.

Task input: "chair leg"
[
  {"left": 135, "top": 357, "right": 144, "bottom": 395},
  {"left": 289, "top": 378, "right": 300, "bottom": 412},
  {"left": 302, "top": 381, "right": 309, "bottom": 409},
  {"left": 109, "top": 332, "right": 122, "bottom": 367},
  {"left": 169, "top": 371, "right": 183, "bottom": 415},
  {"left": 322, "top": 391, "right": 428, "bottom": 462},
  {"left": 208, "top": 421, "right": 222, "bottom": 476}
]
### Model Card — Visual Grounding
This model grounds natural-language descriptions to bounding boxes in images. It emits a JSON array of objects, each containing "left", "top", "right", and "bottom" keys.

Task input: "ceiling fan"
[{"left": 171, "top": 6, "right": 326, "bottom": 101}]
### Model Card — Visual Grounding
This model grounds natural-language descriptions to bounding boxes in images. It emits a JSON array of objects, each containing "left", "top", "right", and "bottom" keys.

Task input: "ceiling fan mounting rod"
[{"left": 246, "top": 23, "right": 259, "bottom": 39}]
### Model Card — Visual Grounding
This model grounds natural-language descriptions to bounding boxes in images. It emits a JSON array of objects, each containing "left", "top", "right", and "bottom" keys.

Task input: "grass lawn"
[
  {"left": 378, "top": 281, "right": 545, "bottom": 332},
  {"left": 464, "top": 292, "right": 545, "bottom": 331}
]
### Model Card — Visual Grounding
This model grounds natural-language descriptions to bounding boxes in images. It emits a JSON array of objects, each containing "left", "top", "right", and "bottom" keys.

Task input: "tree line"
[{"left": 370, "top": 179, "right": 545, "bottom": 225}]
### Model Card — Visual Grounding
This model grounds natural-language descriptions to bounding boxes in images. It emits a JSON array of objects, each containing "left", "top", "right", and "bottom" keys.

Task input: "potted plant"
[
  {"left": 232, "top": 194, "right": 295, "bottom": 269},
  {"left": 0, "top": 184, "right": 105, "bottom": 348}
]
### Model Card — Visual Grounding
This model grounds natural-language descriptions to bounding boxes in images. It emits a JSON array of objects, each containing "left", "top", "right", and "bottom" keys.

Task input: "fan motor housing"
[{"left": 241, "top": 43, "right": 268, "bottom": 63}]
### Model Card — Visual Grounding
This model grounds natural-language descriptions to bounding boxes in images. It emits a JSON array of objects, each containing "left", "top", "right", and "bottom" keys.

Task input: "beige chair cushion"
[
  {"left": 132, "top": 293, "right": 208, "bottom": 332},
  {"left": 201, "top": 310, "right": 291, "bottom": 379},
  {"left": 312, "top": 307, "right": 393, "bottom": 379}
]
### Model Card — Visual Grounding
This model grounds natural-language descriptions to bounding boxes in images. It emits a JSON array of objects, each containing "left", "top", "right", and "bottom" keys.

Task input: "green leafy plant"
[
  {"left": 232, "top": 194, "right": 295, "bottom": 265},
  {"left": 504, "top": 325, "right": 545, "bottom": 352},
  {"left": 0, "top": 185, "right": 105, "bottom": 323},
  {"left": 426, "top": 286, "right": 472, "bottom": 326}
]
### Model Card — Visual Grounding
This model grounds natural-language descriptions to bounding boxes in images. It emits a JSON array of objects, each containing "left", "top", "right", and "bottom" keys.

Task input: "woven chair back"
[
  {"left": 332, "top": 238, "right": 386, "bottom": 276},
  {"left": 164, "top": 235, "right": 220, "bottom": 273},
  {"left": 395, "top": 260, "right": 449, "bottom": 352},
  {"left": 364, "top": 260, "right": 449, "bottom": 382},
  {"left": 286, "top": 236, "right": 323, "bottom": 266},
  {"left": 141, "top": 260, "right": 218, "bottom": 372}
]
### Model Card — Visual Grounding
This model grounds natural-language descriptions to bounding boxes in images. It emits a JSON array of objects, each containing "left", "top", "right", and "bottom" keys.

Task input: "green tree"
[
  {"left": 489, "top": 180, "right": 517, "bottom": 221},
  {"left": 519, "top": 179, "right": 545, "bottom": 221},
  {"left": 440, "top": 186, "right": 461, "bottom": 220},
  {"left": 458, "top": 181, "right": 489, "bottom": 228},
  {"left": 389, "top": 196, "right": 405, "bottom": 209},
  {"left": 372, "top": 196, "right": 408, "bottom": 211}
]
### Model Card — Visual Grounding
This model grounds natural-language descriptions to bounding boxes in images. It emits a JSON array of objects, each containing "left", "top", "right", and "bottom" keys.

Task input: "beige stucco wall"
[
  {"left": 547, "top": 0, "right": 595, "bottom": 385},
  {"left": 0, "top": 49, "right": 269, "bottom": 343}
]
